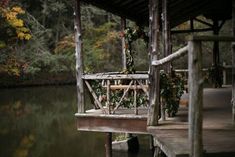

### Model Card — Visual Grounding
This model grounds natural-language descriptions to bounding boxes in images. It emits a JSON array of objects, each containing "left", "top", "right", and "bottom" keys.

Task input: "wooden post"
[
  {"left": 134, "top": 80, "right": 138, "bottom": 115},
  {"left": 74, "top": 0, "right": 85, "bottom": 113},
  {"left": 223, "top": 62, "right": 227, "bottom": 85},
  {"left": 213, "top": 19, "right": 220, "bottom": 67},
  {"left": 162, "top": 0, "right": 171, "bottom": 73},
  {"left": 147, "top": 0, "right": 161, "bottom": 126},
  {"left": 107, "top": 80, "right": 111, "bottom": 114},
  {"left": 188, "top": 40, "right": 203, "bottom": 157},
  {"left": 105, "top": 132, "right": 112, "bottom": 157},
  {"left": 232, "top": 0, "right": 235, "bottom": 124},
  {"left": 121, "top": 17, "right": 127, "bottom": 70}
]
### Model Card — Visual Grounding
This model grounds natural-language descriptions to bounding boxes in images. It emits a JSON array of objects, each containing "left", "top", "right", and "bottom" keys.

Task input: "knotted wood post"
[
  {"left": 147, "top": 0, "right": 161, "bottom": 126},
  {"left": 232, "top": 0, "right": 235, "bottom": 124},
  {"left": 188, "top": 40, "right": 203, "bottom": 157},
  {"left": 121, "top": 17, "right": 127, "bottom": 70},
  {"left": 74, "top": 0, "right": 85, "bottom": 113}
]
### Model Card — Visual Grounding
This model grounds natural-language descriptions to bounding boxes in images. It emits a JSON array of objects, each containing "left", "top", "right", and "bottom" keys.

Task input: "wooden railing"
[
  {"left": 82, "top": 72, "right": 149, "bottom": 115},
  {"left": 151, "top": 35, "right": 235, "bottom": 157}
]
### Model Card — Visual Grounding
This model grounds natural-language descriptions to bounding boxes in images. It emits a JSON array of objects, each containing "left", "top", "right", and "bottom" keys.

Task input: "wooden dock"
[
  {"left": 76, "top": 108, "right": 148, "bottom": 134},
  {"left": 148, "top": 87, "right": 235, "bottom": 157}
]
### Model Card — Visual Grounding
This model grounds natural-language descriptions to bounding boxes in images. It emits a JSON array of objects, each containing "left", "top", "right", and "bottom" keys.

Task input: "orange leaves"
[{"left": 0, "top": 5, "right": 31, "bottom": 41}]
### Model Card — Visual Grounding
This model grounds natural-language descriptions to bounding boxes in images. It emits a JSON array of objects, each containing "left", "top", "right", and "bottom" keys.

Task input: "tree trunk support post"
[
  {"left": 105, "top": 132, "right": 112, "bottom": 157},
  {"left": 161, "top": 0, "right": 171, "bottom": 121},
  {"left": 162, "top": 0, "right": 171, "bottom": 73},
  {"left": 213, "top": 19, "right": 220, "bottom": 67},
  {"left": 121, "top": 17, "right": 127, "bottom": 70},
  {"left": 188, "top": 40, "right": 203, "bottom": 157},
  {"left": 74, "top": 0, "right": 85, "bottom": 113},
  {"left": 147, "top": 0, "right": 161, "bottom": 126},
  {"left": 223, "top": 62, "right": 227, "bottom": 85},
  {"left": 232, "top": 0, "right": 235, "bottom": 124}
]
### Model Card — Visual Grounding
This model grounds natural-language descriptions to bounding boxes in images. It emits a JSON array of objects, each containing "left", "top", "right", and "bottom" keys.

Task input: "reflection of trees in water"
[
  {"left": 0, "top": 86, "right": 151, "bottom": 157},
  {"left": 0, "top": 86, "right": 85, "bottom": 157}
]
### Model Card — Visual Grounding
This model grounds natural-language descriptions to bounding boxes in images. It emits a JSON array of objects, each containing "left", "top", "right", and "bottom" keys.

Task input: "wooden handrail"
[
  {"left": 152, "top": 45, "right": 188, "bottom": 66},
  {"left": 188, "top": 35, "right": 235, "bottom": 42}
]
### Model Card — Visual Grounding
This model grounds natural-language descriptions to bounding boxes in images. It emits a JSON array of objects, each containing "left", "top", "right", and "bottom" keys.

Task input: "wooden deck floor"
[{"left": 148, "top": 86, "right": 235, "bottom": 157}]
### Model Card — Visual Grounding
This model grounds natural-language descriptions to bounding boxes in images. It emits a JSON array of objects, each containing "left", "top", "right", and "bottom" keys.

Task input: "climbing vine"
[
  {"left": 160, "top": 71, "right": 185, "bottom": 117},
  {"left": 121, "top": 27, "right": 148, "bottom": 73}
]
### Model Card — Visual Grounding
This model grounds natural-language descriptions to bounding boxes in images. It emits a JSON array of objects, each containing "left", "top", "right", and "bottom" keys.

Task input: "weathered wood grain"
[
  {"left": 74, "top": 0, "right": 84, "bottom": 113},
  {"left": 188, "top": 40, "right": 203, "bottom": 157},
  {"left": 147, "top": 0, "right": 160, "bottom": 126}
]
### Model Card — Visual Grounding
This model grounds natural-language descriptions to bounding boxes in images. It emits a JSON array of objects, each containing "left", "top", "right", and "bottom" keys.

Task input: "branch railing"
[
  {"left": 82, "top": 72, "right": 149, "bottom": 115},
  {"left": 150, "top": 35, "right": 235, "bottom": 157}
]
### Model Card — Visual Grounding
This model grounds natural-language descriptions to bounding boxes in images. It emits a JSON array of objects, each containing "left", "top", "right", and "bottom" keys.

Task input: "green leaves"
[{"left": 160, "top": 71, "right": 185, "bottom": 117}]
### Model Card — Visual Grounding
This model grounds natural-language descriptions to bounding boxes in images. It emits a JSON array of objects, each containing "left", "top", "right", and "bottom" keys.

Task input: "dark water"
[{"left": 0, "top": 86, "right": 152, "bottom": 157}]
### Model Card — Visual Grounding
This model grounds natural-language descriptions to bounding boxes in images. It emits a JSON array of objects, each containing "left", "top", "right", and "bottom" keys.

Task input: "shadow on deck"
[{"left": 148, "top": 86, "right": 235, "bottom": 157}]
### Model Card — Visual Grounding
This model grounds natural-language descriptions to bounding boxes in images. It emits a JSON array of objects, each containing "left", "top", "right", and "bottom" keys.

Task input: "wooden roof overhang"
[{"left": 81, "top": 0, "right": 232, "bottom": 28}]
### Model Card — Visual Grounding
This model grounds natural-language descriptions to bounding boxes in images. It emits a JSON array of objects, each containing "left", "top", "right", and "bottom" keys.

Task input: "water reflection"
[{"left": 0, "top": 86, "right": 152, "bottom": 157}]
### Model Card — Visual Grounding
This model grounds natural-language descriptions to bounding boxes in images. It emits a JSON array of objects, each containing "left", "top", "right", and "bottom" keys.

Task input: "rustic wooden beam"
[
  {"left": 134, "top": 81, "right": 138, "bottom": 115},
  {"left": 74, "top": 0, "right": 84, "bottom": 113},
  {"left": 171, "top": 28, "right": 213, "bottom": 34},
  {"left": 121, "top": 17, "right": 127, "bottom": 70},
  {"left": 188, "top": 40, "right": 203, "bottom": 157},
  {"left": 188, "top": 35, "right": 235, "bottom": 42},
  {"left": 147, "top": 0, "right": 161, "bottom": 126},
  {"left": 194, "top": 17, "right": 213, "bottom": 27},
  {"left": 103, "top": 85, "right": 148, "bottom": 90},
  {"left": 152, "top": 45, "right": 188, "bottom": 66},
  {"left": 162, "top": 0, "right": 171, "bottom": 73},
  {"left": 106, "top": 80, "right": 111, "bottom": 114},
  {"left": 82, "top": 74, "right": 149, "bottom": 80},
  {"left": 212, "top": 19, "right": 220, "bottom": 68},
  {"left": 232, "top": 0, "right": 235, "bottom": 124}
]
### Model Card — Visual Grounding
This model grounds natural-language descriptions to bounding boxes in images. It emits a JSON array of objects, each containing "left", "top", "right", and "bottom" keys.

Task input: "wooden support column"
[
  {"left": 121, "top": 17, "right": 127, "bottom": 70},
  {"left": 213, "top": 19, "right": 220, "bottom": 67},
  {"left": 74, "top": 0, "right": 85, "bottom": 113},
  {"left": 161, "top": 0, "right": 171, "bottom": 121},
  {"left": 162, "top": 0, "right": 171, "bottom": 73},
  {"left": 147, "top": 0, "right": 161, "bottom": 126},
  {"left": 105, "top": 132, "right": 112, "bottom": 157},
  {"left": 232, "top": 0, "right": 235, "bottom": 124},
  {"left": 188, "top": 40, "right": 203, "bottom": 157}
]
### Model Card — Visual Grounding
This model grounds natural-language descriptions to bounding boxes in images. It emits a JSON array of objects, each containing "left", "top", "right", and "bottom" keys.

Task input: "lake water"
[{"left": 0, "top": 85, "right": 152, "bottom": 157}]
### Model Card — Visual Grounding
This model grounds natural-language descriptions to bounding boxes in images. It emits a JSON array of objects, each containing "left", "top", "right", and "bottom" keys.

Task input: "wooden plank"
[
  {"left": 76, "top": 113, "right": 148, "bottom": 134},
  {"left": 188, "top": 40, "right": 203, "bottom": 157},
  {"left": 150, "top": 129, "right": 235, "bottom": 157},
  {"left": 82, "top": 74, "right": 149, "bottom": 80},
  {"left": 147, "top": 0, "right": 160, "bottom": 126},
  {"left": 188, "top": 35, "right": 235, "bottom": 42},
  {"left": 162, "top": 0, "right": 171, "bottom": 73},
  {"left": 103, "top": 85, "right": 148, "bottom": 90},
  {"left": 152, "top": 45, "right": 188, "bottom": 66},
  {"left": 74, "top": 0, "right": 85, "bottom": 113}
]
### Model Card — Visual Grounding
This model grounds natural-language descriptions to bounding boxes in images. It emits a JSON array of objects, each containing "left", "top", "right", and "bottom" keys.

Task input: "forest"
[{"left": 0, "top": 0, "right": 232, "bottom": 87}]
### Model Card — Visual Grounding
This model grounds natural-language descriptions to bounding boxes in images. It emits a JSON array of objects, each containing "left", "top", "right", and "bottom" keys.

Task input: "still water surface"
[{"left": 0, "top": 86, "right": 152, "bottom": 157}]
